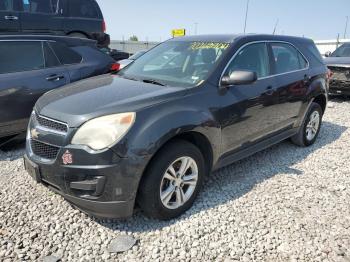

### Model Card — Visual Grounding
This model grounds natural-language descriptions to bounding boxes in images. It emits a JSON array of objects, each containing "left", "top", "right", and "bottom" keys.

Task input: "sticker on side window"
[{"left": 190, "top": 42, "right": 230, "bottom": 50}]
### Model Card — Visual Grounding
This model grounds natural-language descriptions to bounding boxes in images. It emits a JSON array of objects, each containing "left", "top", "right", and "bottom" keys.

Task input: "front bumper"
[
  {"left": 329, "top": 79, "right": 350, "bottom": 95},
  {"left": 24, "top": 149, "right": 145, "bottom": 218},
  {"left": 24, "top": 112, "right": 150, "bottom": 218}
]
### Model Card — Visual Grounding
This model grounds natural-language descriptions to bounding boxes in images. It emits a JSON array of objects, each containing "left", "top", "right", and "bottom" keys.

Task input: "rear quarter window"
[
  {"left": 49, "top": 42, "right": 82, "bottom": 65},
  {"left": 68, "top": 0, "right": 101, "bottom": 18}
]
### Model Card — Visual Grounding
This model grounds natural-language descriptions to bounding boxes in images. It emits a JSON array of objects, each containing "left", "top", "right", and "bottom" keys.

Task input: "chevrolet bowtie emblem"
[{"left": 31, "top": 129, "right": 39, "bottom": 139}]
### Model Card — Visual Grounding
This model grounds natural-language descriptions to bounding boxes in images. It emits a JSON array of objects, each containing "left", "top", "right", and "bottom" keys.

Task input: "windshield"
[
  {"left": 118, "top": 41, "right": 230, "bottom": 87},
  {"left": 129, "top": 51, "right": 146, "bottom": 60},
  {"left": 331, "top": 44, "right": 350, "bottom": 57}
]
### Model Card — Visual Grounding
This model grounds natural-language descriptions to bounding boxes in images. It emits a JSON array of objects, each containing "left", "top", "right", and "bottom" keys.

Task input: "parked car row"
[{"left": 22, "top": 34, "right": 328, "bottom": 220}]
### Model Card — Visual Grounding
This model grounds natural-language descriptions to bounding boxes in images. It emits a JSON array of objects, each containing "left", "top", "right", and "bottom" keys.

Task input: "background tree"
[{"left": 129, "top": 35, "right": 139, "bottom": 41}]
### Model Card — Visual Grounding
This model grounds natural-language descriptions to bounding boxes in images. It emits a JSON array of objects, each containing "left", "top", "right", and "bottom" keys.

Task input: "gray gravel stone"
[
  {"left": 1, "top": 100, "right": 350, "bottom": 261},
  {"left": 43, "top": 255, "right": 61, "bottom": 262},
  {"left": 108, "top": 235, "right": 137, "bottom": 253}
]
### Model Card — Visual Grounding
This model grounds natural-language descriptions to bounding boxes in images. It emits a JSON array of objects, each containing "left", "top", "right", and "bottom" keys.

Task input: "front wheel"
[
  {"left": 291, "top": 102, "right": 323, "bottom": 147},
  {"left": 137, "top": 140, "right": 205, "bottom": 220}
]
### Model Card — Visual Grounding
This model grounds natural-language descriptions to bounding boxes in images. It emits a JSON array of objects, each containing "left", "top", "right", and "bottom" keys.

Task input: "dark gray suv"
[{"left": 25, "top": 34, "right": 328, "bottom": 220}]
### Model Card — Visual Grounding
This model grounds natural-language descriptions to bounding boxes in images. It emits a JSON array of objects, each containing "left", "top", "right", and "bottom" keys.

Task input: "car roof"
[
  {"left": 169, "top": 34, "right": 313, "bottom": 44},
  {"left": 0, "top": 35, "right": 97, "bottom": 47}
]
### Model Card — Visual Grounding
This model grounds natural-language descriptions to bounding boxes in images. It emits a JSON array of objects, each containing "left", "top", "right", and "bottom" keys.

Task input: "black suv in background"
[
  {"left": 0, "top": 35, "right": 115, "bottom": 141},
  {"left": 0, "top": 0, "right": 108, "bottom": 45},
  {"left": 25, "top": 34, "right": 328, "bottom": 220}
]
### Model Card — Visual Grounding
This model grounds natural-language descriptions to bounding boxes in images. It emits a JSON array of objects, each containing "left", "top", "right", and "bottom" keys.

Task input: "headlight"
[{"left": 71, "top": 113, "right": 136, "bottom": 150}]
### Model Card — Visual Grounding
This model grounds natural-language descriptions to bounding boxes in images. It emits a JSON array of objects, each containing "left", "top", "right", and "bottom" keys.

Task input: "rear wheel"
[
  {"left": 137, "top": 140, "right": 205, "bottom": 220},
  {"left": 291, "top": 102, "right": 323, "bottom": 147}
]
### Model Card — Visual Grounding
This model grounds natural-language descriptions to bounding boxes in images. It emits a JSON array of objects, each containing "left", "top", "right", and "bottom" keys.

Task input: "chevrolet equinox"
[{"left": 24, "top": 34, "right": 328, "bottom": 220}]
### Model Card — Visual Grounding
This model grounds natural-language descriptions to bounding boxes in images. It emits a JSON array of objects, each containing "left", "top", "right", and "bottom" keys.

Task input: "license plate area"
[{"left": 24, "top": 156, "right": 41, "bottom": 183}]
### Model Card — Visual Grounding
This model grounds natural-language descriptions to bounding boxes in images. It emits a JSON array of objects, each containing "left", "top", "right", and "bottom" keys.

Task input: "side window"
[
  {"left": 0, "top": 0, "right": 13, "bottom": 11},
  {"left": 43, "top": 42, "right": 61, "bottom": 68},
  {"left": 225, "top": 43, "right": 270, "bottom": 78},
  {"left": 22, "top": 0, "right": 59, "bottom": 14},
  {"left": 69, "top": 0, "right": 99, "bottom": 18},
  {"left": 49, "top": 42, "right": 82, "bottom": 65},
  {"left": 0, "top": 41, "right": 44, "bottom": 74},
  {"left": 298, "top": 52, "right": 308, "bottom": 68},
  {"left": 271, "top": 43, "right": 307, "bottom": 74}
]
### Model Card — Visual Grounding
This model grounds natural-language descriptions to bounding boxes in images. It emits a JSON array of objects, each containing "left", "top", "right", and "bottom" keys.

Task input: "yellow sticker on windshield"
[{"left": 190, "top": 42, "right": 230, "bottom": 50}]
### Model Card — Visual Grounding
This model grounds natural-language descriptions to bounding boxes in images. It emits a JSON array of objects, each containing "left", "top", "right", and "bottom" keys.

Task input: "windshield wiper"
[{"left": 142, "top": 79, "right": 167, "bottom": 86}]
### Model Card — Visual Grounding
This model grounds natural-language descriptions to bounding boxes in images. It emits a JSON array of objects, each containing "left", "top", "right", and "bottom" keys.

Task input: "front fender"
[{"left": 113, "top": 104, "right": 222, "bottom": 164}]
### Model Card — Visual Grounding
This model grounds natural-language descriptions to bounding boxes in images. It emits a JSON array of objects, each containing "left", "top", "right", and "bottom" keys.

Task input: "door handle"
[
  {"left": 46, "top": 75, "right": 64, "bottom": 82},
  {"left": 4, "top": 15, "right": 18, "bottom": 20},
  {"left": 264, "top": 86, "right": 274, "bottom": 96}
]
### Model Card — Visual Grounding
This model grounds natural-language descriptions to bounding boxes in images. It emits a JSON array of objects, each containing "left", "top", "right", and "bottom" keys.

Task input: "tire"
[
  {"left": 68, "top": 32, "right": 88, "bottom": 39},
  {"left": 137, "top": 139, "right": 205, "bottom": 220},
  {"left": 291, "top": 102, "right": 323, "bottom": 147}
]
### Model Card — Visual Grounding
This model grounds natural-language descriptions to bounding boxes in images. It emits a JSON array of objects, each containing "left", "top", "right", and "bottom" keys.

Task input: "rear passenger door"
[
  {"left": 19, "top": 0, "right": 64, "bottom": 34},
  {"left": 0, "top": 40, "right": 69, "bottom": 137},
  {"left": 268, "top": 42, "right": 309, "bottom": 127},
  {"left": 0, "top": 0, "right": 20, "bottom": 32}
]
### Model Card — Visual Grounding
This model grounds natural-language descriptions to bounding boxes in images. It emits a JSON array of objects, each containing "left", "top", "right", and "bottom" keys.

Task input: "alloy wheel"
[
  {"left": 160, "top": 157, "right": 198, "bottom": 210},
  {"left": 306, "top": 111, "right": 320, "bottom": 141}
]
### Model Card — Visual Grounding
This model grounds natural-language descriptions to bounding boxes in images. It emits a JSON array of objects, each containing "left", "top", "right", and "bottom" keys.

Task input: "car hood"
[
  {"left": 324, "top": 57, "right": 350, "bottom": 66},
  {"left": 35, "top": 74, "right": 187, "bottom": 127}
]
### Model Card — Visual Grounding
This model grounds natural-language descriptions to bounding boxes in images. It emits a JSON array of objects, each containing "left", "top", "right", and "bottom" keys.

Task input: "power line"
[
  {"left": 344, "top": 16, "right": 349, "bottom": 39},
  {"left": 243, "top": 0, "right": 250, "bottom": 34},
  {"left": 273, "top": 19, "right": 279, "bottom": 35}
]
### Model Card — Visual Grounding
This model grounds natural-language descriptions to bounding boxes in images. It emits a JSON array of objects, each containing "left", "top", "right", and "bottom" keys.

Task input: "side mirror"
[
  {"left": 221, "top": 70, "right": 258, "bottom": 86},
  {"left": 325, "top": 51, "right": 332, "bottom": 57}
]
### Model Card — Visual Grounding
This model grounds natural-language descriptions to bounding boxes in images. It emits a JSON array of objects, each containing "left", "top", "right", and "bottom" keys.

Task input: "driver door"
[{"left": 218, "top": 42, "right": 282, "bottom": 154}]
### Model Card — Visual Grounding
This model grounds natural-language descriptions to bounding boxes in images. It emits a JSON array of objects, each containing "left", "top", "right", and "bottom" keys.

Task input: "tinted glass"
[
  {"left": 0, "top": 0, "right": 13, "bottom": 10},
  {"left": 69, "top": 0, "right": 99, "bottom": 18},
  {"left": 298, "top": 52, "right": 308, "bottom": 68},
  {"left": 119, "top": 41, "right": 230, "bottom": 87},
  {"left": 44, "top": 42, "right": 60, "bottom": 68},
  {"left": 271, "top": 43, "right": 306, "bottom": 74},
  {"left": 331, "top": 44, "right": 350, "bottom": 57},
  {"left": 22, "top": 0, "right": 59, "bottom": 13},
  {"left": 225, "top": 43, "right": 270, "bottom": 78},
  {"left": 0, "top": 41, "right": 44, "bottom": 74},
  {"left": 49, "top": 42, "right": 82, "bottom": 65}
]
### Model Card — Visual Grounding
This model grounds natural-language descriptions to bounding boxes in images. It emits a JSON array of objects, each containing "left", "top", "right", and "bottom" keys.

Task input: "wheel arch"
[
  {"left": 313, "top": 94, "right": 327, "bottom": 114},
  {"left": 66, "top": 31, "right": 90, "bottom": 39},
  {"left": 134, "top": 130, "right": 215, "bottom": 209}
]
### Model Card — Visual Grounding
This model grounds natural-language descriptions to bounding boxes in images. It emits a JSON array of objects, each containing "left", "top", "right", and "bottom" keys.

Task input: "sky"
[{"left": 96, "top": 0, "right": 350, "bottom": 42}]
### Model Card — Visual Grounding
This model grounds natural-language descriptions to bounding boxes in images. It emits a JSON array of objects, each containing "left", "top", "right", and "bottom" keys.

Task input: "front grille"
[
  {"left": 30, "top": 139, "right": 60, "bottom": 160},
  {"left": 35, "top": 113, "right": 68, "bottom": 133}
]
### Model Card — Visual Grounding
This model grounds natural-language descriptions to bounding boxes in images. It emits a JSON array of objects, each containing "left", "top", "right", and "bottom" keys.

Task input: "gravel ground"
[{"left": 1, "top": 100, "right": 350, "bottom": 262}]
